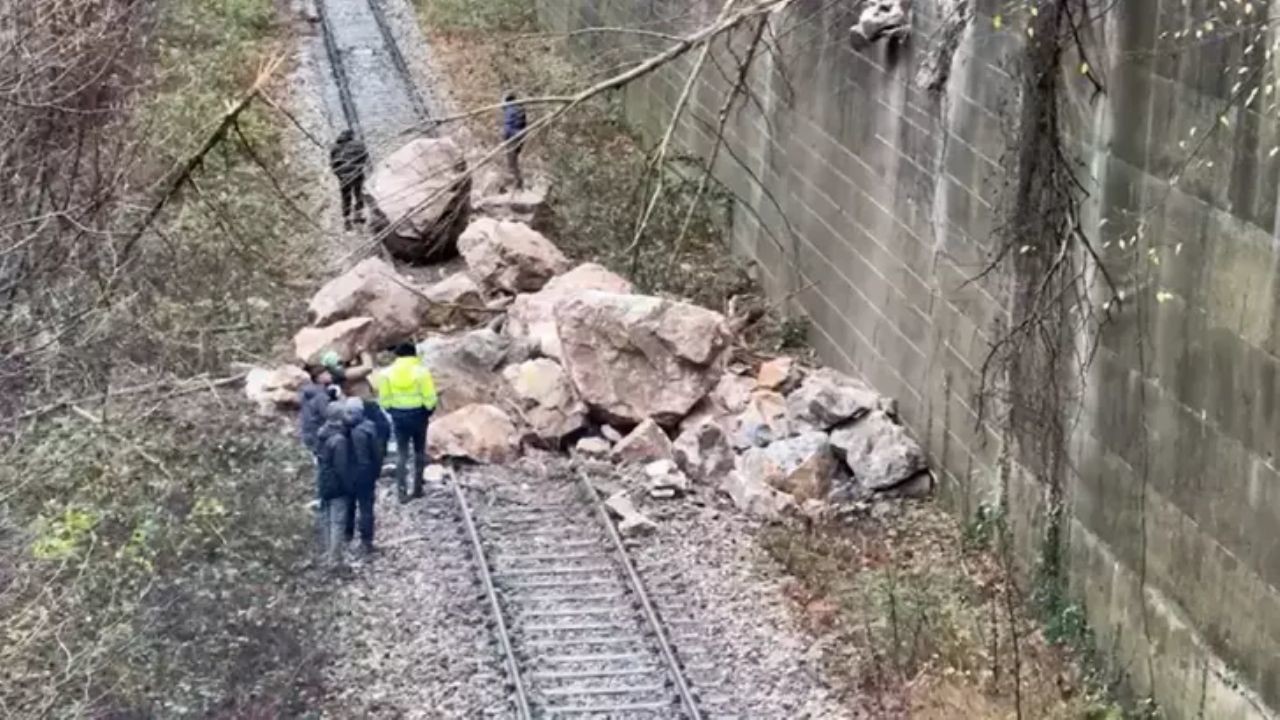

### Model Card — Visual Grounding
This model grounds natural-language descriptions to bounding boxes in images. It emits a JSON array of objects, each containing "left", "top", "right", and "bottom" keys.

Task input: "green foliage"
[
  {"left": 961, "top": 503, "right": 1004, "bottom": 552},
  {"left": 31, "top": 506, "right": 99, "bottom": 561}
]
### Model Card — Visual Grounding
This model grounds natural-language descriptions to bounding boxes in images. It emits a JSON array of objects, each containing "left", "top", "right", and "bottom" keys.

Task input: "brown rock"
[
  {"left": 458, "top": 218, "right": 571, "bottom": 294},
  {"left": 294, "top": 317, "right": 377, "bottom": 365},
  {"left": 829, "top": 411, "right": 928, "bottom": 491},
  {"left": 756, "top": 357, "right": 799, "bottom": 391},
  {"left": 367, "top": 137, "right": 471, "bottom": 263},
  {"left": 555, "top": 291, "right": 731, "bottom": 426},
  {"left": 506, "top": 263, "right": 633, "bottom": 359},
  {"left": 423, "top": 272, "right": 485, "bottom": 327},
  {"left": 736, "top": 432, "right": 837, "bottom": 503},
  {"left": 308, "top": 258, "right": 426, "bottom": 347},
  {"left": 427, "top": 404, "right": 519, "bottom": 464},
  {"left": 611, "top": 418, "right": 674, "bottom": 465},
  {"left": 503, "top": 358, "right": 587, "bottom": 445}
]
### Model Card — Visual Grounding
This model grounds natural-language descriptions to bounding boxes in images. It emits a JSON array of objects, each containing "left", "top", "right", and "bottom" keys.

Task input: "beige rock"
[
  {"left": 720, "top": 471, "right": 796, "bottom": 522},
  {"left": 644, "top": 459, "right": 690, "bottom": 498},
  {"left": 423, "top": 272, "right": 485, "bottom": 326},
  {"left": 611, "top": 419, "right": 675, "bottom": 465},
  {"left": 367, "top": 137, "right": 471, "bottom": 263},
  {"left": 712, "top": 373, "right": 757, "bottom": 414},
  {"left": 736, "top": 432, "right": 837, "bottom": 503},
  {"left": 504, "top": 358, "right": 587, "bottom": 444},
  {"left": 427, "top": 404, "right": 519, "bottom": 464},
  {"left": 756, "top": 357, "right": 799, "bottom": 391},
  {"left": 604, "top": 490, "right": 658, "bottom": 537},
  {"left": 473, "top": 185, "right": 552, "bottom": 232},
  {"left": 244, "top": 365, "right": 310, "bottom": 412},
  {"left": 294, "top": 317, "right": 377, "bottom": 365},
  {"left": 507, "top": 263, "right": 633, "bottom": 360},
  {"left": 574, "top": 437, "right": 612, "bottom": 458},
  {"left": 308, "top": 258, "right": 426, "bottom": 350},
  {"left": 672, "top": 420, "right": 734, "bottom": 483},
  {"left": 555, "top": 291, "right": 731, "bottom": 426},
  {"left": 458, "top": 218, "right": 571, "bottom": 294},
  {"left": 418, "top": 328, "right": 521, "bottom": 413}
]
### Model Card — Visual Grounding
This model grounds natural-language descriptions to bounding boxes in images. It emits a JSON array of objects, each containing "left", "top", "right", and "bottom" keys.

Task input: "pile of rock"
[{"left": 256, "top": 209, "right": 931, "bottom": 527}]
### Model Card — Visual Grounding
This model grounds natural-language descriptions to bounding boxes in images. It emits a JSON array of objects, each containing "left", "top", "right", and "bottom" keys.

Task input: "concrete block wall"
[{"left": 536, "top": 0, "right": 1280, "bottom": 716}]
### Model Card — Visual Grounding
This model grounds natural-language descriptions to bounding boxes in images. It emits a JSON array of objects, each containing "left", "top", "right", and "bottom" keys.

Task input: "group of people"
[
  {"left": 327, "top": 92, "right": 528, "bottom": 230},
  {"left": 298, "top": 343, "right": 439, "bottom": 565}
]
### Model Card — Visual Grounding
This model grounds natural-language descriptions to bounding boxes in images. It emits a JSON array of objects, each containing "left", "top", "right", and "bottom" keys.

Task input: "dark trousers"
[
  {"left": 505, "top": 143, "right": 524, "bottom": 190},
  {"left": 339, "top": 173, "right": 365, "bottom": 223},
  {"left": 389, "top": 407, "right": 429, "bottom": 499},
  {"left": 343, "top": 480, "right": 376, "bottom": 545}
]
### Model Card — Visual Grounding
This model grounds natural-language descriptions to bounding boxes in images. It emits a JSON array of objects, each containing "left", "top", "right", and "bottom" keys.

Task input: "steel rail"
[
  {"left": 447, "top": 466, "right": 533, "bottom": 720},
  {"left": 574, "top": 469, "right": 704, "bottom": 720},
  {"left": 312, "top": 0, "right": 362, "bottom": 135},
  {"left": 363, "top": 0, "right": 433, "bottom": 125}
]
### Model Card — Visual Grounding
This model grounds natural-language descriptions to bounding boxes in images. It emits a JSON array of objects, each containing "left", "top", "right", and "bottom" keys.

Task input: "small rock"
[
  {"left": 601, "top": 424, "right": 624, "bottom": 444},
  {"left": 644, "top": 459, "right": 677, "bottom": 478},
  {"left": 672, "top": 420, "right": 734, "bottom": 483},
  {"left": 720, "top": 471, "right": 796, "bottom": 522},
  {"left": 712, "top": 373, "right": 756, "bottom": 415},
  {"left": 423, "top": 464, "right": 447, "bottom": 484},
  {"left": 604, "top": 491, "right": 658, "bottom": 536},
  {"left": 644, "top": 459, "right": 690, "bottom": 498},
  {"left": 458, "top": 218, "right": 571, "bottom": 294},
  {"left": 619, "top": 514, "right": 658, "bottom": 537},
  {"left": 611, "top": 419, "right": 675, "bottom": 465},
  {"left": 756, "top": 357, "right": 799, "bottom": 392},
  {"left": 785, "top": 368, "right": 881, "bottom": 430},
  {"left": 426, "top": 404, "right": 520, "bottom": 464},
  {"left": 574, "top": 437, "right": 612, "bottom": 458},
  {"left": 829, "top": 411, "right": 927, "bottom": 491}
]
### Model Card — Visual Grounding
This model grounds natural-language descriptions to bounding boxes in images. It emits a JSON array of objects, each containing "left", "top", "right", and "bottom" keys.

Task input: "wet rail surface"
[{"left": 431, "top": 465, "right": 734, "bottom": 719}]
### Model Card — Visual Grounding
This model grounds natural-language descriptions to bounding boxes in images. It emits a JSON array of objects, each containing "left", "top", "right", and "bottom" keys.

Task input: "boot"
[
  {"left": 396, "top": 480, "right": 409, "bottom": 505},
  {"left": 411, "top": 478, "right": 424, "bottom": 499}
]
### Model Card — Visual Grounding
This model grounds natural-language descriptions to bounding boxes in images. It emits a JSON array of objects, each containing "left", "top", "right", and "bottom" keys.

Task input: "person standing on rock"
[
  {"left": 316, "top": 402, "right": 357, "bottom": 567},
  {"left": 501, "top": 92, "right": 528, "bottom": 191},
  {"left": 343, "top": 398, "right": 384, "bottom": 556},
  {"left": 374, "top": 342, "right": 438, "bottom": 503},
  {"left": 329, "top": 129, "right": 370, "bottom": 231}
]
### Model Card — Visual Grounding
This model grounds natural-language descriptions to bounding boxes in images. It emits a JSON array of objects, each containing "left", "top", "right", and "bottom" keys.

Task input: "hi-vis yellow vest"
[{"left": 375, "top": 357, "right": 438, "bottom": 411}]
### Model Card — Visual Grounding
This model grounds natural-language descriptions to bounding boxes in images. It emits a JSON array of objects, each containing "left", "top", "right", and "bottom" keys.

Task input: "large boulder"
[
  {"left": 555, "top": 291, "right": 732, "bottom": 426},
  {"left": 503, "top": 358, "right": 587, "bottom": 445},
  {"left": 308, "top": 258, "right": 427, "bottom": 348},
  {"left": 729, "top": 390, "right": 792, "bottom": 450},
  {"left": 422, "top": 272, "right": 485, "bottom": 327},
  {"left": 244, "top": 365, "right": 310, "bottom": 412},
  {"left": 367, "top": 137, "right": 471, "bottom": 264},
  {"left": 611, "top": 418, "right": 674, "bottom": 465},
  {"left": 829, "top": 411, "right": 928, "bottom": 491},
  {"left": 507, "top": 263, "right": 634, "bottom": 360},
  {"left": 458, "top": 218, "right": 571, "bottom": 294},
  {"left": 736, "top": 432, "right": 838, "bottom": 503},
  {"left": 427, "top": 404, "right": 519, "bottom": 464},
  {"left": 786, "top": 368, "right": 881, "bottom": 430},
  {"left": 418, "top": 328, "right": 523, "bottom": 413},
  {"left": 294, "top": 317, "right": 377, "bottom": 365},
  {"left": 672, "top": 420, "right": 734, "bottom": 483}
]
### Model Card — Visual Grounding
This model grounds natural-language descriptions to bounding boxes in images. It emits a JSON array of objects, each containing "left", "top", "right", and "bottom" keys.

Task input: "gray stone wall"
[{"left": 536, "top": 0, "right": 1280, "bottom": 716}]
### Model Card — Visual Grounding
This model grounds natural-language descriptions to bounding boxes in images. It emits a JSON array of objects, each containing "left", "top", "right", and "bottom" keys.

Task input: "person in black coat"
[
  {"left": 501, "top": 93, "right": 527, "bottom": 190},
  {"left": 343, "top": 399, "right": 385, "bottom": 555},
  {"left": 329, "top": 129, "right": 370, "bottom": 231},
  {"left": 316, "top": 403, "right": 356, "bottom": 566}
]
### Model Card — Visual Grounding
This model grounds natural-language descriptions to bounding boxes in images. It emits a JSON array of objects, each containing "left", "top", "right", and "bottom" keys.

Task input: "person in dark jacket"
[
  {"left": 316, "top": 403, "right": 356, "bottom": 566},
  {"left": 343, "top": 399, "right": 384, "bottom": 555},
  {"left": 501, "top": 93, "right": 527, "bottom": 191},
  {"left": 329, "top": 129, "right": 370, "bottom": 231}
]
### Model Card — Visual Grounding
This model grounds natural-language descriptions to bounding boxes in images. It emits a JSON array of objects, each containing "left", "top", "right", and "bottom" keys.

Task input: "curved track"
[{"left": 447, "top": 465, "right": 707, "bottom": 719}]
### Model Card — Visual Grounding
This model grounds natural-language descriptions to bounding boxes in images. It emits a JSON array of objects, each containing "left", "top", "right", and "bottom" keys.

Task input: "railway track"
[
  {"left": 313, "top": 0, "right": 432, "bottom": 136},
  {"left": 440, "top": 464, "right": 712, "bottom": 719}
]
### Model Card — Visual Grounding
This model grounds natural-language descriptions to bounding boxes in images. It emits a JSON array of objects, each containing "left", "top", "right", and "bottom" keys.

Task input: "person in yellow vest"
[{"left": 374, "top": 342, "right": 438, "bottom": 503}]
